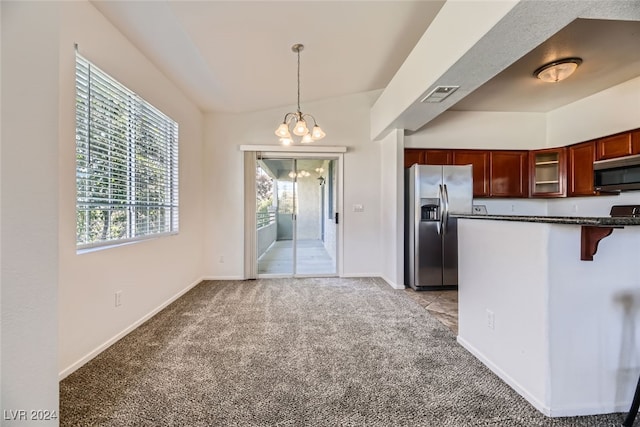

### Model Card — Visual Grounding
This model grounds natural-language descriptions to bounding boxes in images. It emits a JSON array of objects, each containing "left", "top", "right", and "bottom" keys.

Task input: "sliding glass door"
[{"left": 256, "top": 156, "right": 337, "bottom": 277}]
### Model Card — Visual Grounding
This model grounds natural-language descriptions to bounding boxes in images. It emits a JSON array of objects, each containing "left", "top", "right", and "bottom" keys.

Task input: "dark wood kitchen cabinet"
[
  {"left": 404, "top": 149, "right": 424, "bottom": 168},
  {"left": 596, "top": 130, "right": 640, "bottom": 160},
  {"left": 423, "top": 149, "right": 453, "bottom": 165},
  {"left": 404, "top": 149, "right": 453, "bottom": 168},
  {"left": 489, "top": 151, "right": 528, "bottom": 197},
  {"left": 529, "top": 147, "right": 566, "bottom": 197},
  {"left": 453, "top": 150, "right": 489, "bottom": 197},
  {"left": 567, "top": 141, "right": 597, "bottom": 196}
]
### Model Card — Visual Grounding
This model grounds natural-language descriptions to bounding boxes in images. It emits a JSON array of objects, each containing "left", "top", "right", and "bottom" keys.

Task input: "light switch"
[{"left": 353, "top": 204, "right": 364, "bottom": 212}]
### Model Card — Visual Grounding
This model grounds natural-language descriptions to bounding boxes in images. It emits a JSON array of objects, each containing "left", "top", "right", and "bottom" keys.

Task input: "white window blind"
[{"left": 75, "top": 53, "right": 179, "bottom": 248}]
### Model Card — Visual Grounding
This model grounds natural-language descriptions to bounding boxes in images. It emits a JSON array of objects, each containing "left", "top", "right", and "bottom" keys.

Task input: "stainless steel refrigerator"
[{"left": 405, "top": 164, "right": 473, "bottom": 290}]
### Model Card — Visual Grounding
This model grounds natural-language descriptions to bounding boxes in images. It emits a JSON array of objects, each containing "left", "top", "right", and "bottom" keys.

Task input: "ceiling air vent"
[{"left": 420, "top": 86, "right": 459, "bottom": 103}]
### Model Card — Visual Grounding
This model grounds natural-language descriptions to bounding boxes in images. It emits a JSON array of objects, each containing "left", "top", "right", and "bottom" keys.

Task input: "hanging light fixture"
[
  {"left": 534, "top": 57, "right": 582, "bottom": 83},
  {"left": 275, "top": 44, "right": 326, "bottom": 145}
]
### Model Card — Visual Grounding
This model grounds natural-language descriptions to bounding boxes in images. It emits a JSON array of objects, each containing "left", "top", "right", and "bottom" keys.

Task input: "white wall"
[
  {"left": 379, "top": 130, "right": 405, "bottom": 289},
  {"left": 405, "top": 110, "right": 546, "bottom": 150},
  {"left": 204, "top": 90, "right": 383, "bottom": 279},
  {"left": 457, "top": 220, "right": 550, "bottom": 413},
  {"left": 458, "top": 218, "right": 640, "bottom": 416},
  {"left": 547, "top": 225, "right": 640, "bottom": 415},
  {"left": 547, "top": 75, "right": 640, "bottom": 147},
  {"left": 2, "top": 2, "right": 60, "bottom": 422},
  {"left": 56, "top": 1, "right": 205, "bottom": 377}
]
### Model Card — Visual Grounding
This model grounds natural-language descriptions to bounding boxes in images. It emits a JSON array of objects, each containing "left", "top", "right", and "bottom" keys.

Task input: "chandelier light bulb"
[
  {"left": 311, "top": 125, "right": 326, "bottom": 140},
  {"left": 301, "top": 133, "right": 313, "bottom": 143},
  {"left": 280, "top": 137, "right": 293, "bottom": 146},
  {"left": 293, "top": 118, "right": 309, "bottom": 136},
  {"left": 275, "top": 123, "right": 291, "bottom": 138}
]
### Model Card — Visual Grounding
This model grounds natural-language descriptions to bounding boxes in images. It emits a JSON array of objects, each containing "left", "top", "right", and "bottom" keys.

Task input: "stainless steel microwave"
[{"left": 594, "top": 154, "right": 640, "bottom": 192}]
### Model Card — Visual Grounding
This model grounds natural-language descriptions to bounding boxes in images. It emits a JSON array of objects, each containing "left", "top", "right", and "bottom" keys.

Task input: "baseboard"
[
  {"left": 341, "top": 273, "right": 382, "bottom": 279},
  {"left": 201, "top": 275, "right": 245, "bottom": 281},
  {"left": 379, "top": 275, "right": 405, "bottom": 290},
  {"left": 547, "top": 402, "right": 630, "bottom": 418},
  {"left": 456, "top": 336, "right": 551, "bottom": 417},
  {"left": 58, "top": 276, "right": 205, "bottom": 381},
  {"left": 457, "top": 336, "right": 631, "bottom": 417}
]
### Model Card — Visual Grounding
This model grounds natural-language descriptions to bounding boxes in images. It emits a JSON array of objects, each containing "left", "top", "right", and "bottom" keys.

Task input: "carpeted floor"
[{"left": 60, "top": 278, "right": 633, "bottom": 426}]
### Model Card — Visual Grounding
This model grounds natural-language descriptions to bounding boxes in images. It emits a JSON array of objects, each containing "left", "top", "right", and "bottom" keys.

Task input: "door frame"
[{"left": 241, "top": 145, "right": 345, "bottom": 279}]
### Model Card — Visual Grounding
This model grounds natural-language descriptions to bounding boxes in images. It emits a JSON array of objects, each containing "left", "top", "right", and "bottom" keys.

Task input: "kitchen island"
[{"left": 455, "top": 214, "right": 640, "bottom": 417}]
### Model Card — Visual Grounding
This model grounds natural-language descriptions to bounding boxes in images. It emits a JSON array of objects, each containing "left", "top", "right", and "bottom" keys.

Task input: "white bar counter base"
[{"left": 456, "top": 215, "right": 640, "bottom": 417}]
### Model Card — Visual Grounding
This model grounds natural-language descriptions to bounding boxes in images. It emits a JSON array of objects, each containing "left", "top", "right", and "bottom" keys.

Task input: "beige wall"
[
  {"left": 55, "top": 1, "right": 205, "bottom": 378},
  {"left": 2, "top": 2, "right": 61, "bottom": 420},
  {"left": 404, "top": 111, "right": 546, "bottom": 150},
  {"left": 204, "top": 91, "right": 383, "bottom": 279},
  {"left": 547, "top": 75, "right": 640, "bottom": 147}
]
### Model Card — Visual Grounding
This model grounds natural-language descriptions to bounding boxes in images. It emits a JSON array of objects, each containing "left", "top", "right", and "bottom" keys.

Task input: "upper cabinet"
[
  {"left": 452, "top": 150, "right": 489, "bottom": 197},
  {"left": 403, "top": 130, "right": 639, "bottom": 199},
  {"left": 403, "top": 149, "right": 453, "bottom": 168},
  {"left": 424, "top": 149, "right": 453, "bottom": 165},
  {"left": 529, "top": 147, "right": 566, "bottom": 198},
  {"left": 568, "top": 141, "right": 597, "bottom": 197},
  {"left": 404, "top": 149, "right": 424, "bottom": 169},
  {"left": 596, "top": 131, "right": 640, "bottom": 160},
  {"left": 489, "top": 151, "right": 528, "bottom": 198}
]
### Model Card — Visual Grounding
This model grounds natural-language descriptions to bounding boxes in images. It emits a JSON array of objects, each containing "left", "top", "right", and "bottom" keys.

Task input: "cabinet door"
[
  {"left": 596, "top": 132, "right": 635, "bottom": 160},
  {"left": 489, "top": 151, "right": 528, "bottom": 197},
  {"left": 404, "top": 149, "right": 424, "bottom": 168},
  {"left": 529, "top": 147, "right": 566, "bottom": 197},
  {"left": 424, "top": 149, "right": 453, "bottom": 165},
  {"left": 453, "top": 150, "right": 489, "bottom": 197},
  {"left": 568, "top": 141, "right": 596, "bottom": 196},
  {"left": 633, "top": 130, "right": 640, "bottom": 154}
]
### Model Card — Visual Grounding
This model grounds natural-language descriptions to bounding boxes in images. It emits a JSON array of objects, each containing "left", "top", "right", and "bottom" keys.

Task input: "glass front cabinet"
[{"left": 529, "top": 148, "right": 566, "bottom": 197}]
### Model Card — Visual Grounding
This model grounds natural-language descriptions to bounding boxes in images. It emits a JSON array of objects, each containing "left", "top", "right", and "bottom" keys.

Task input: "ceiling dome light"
[{"left": 534, "top": 58, "right": 582, "bottom": 83}]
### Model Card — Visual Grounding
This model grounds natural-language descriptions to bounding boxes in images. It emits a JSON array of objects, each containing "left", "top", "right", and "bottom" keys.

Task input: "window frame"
[{"left": 75, "top": 53, "right": 179, "bottom": 250}]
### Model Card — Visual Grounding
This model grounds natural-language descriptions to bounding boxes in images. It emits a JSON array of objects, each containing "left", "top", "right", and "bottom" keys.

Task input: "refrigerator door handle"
[
  {"left": 436, "top": 184, "right": 444, "bottom": 234},
  {"left": 437, "top": 184, "right": 443, "bottom": 235},
  {"left": 442, "top": 183, "right": 450, "bottom": 235}
]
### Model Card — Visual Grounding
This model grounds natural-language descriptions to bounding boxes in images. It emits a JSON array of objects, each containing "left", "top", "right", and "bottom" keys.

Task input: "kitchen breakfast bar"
[{"left": 454, "top": 213, "right": 640, "bottom": 417}]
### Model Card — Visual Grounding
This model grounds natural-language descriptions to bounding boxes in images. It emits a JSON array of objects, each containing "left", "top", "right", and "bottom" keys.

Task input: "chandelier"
[{"left": 275, "top": 44, "right": 326, "bottom": 145}]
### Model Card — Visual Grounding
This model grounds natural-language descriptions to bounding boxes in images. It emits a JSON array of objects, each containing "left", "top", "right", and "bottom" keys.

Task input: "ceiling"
[
  {"left": 91, "top": 0, "right": 445, "bottom": 114},
  {"left": 90, "top": 1, "right": 640, "bottom": 128},
  {"left": 451, "top": 18, "right": 640, "bottom": 113}
]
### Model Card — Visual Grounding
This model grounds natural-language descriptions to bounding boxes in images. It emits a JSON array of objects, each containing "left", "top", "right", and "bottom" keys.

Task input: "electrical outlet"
[
  {"left": 115, "top": 291, "right": 122, "bottom": 307},
  {"left": 486, "top": 309, "right": 495, "bottom": 330}
]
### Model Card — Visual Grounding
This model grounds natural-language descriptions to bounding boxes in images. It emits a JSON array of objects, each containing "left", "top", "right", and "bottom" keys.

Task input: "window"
[{"left": 75, "top": 53, "right": 179, "bottom": 249}]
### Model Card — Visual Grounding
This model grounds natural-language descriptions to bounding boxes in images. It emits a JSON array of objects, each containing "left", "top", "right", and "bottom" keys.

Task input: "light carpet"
[{"left": 60, "top": 277, "right": 632, "bottom": 426}]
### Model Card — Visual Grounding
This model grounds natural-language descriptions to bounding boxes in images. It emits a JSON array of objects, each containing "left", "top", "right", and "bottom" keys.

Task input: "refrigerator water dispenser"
[{"left": 421, "top": 198, "right": 439, "bottom": 221}]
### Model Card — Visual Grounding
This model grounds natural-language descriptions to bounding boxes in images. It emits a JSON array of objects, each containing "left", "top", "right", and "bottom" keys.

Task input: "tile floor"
[
  {"left": 258, "top": 239, "right": 336, "bottom": 275},
  {"left": 404, "top": 288, "right": 458, "bottom": 334}
]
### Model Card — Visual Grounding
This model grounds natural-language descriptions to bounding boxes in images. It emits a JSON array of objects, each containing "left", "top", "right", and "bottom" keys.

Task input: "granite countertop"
[{"left": 453, "top": 213, "right": 640, "bottom": 226}]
